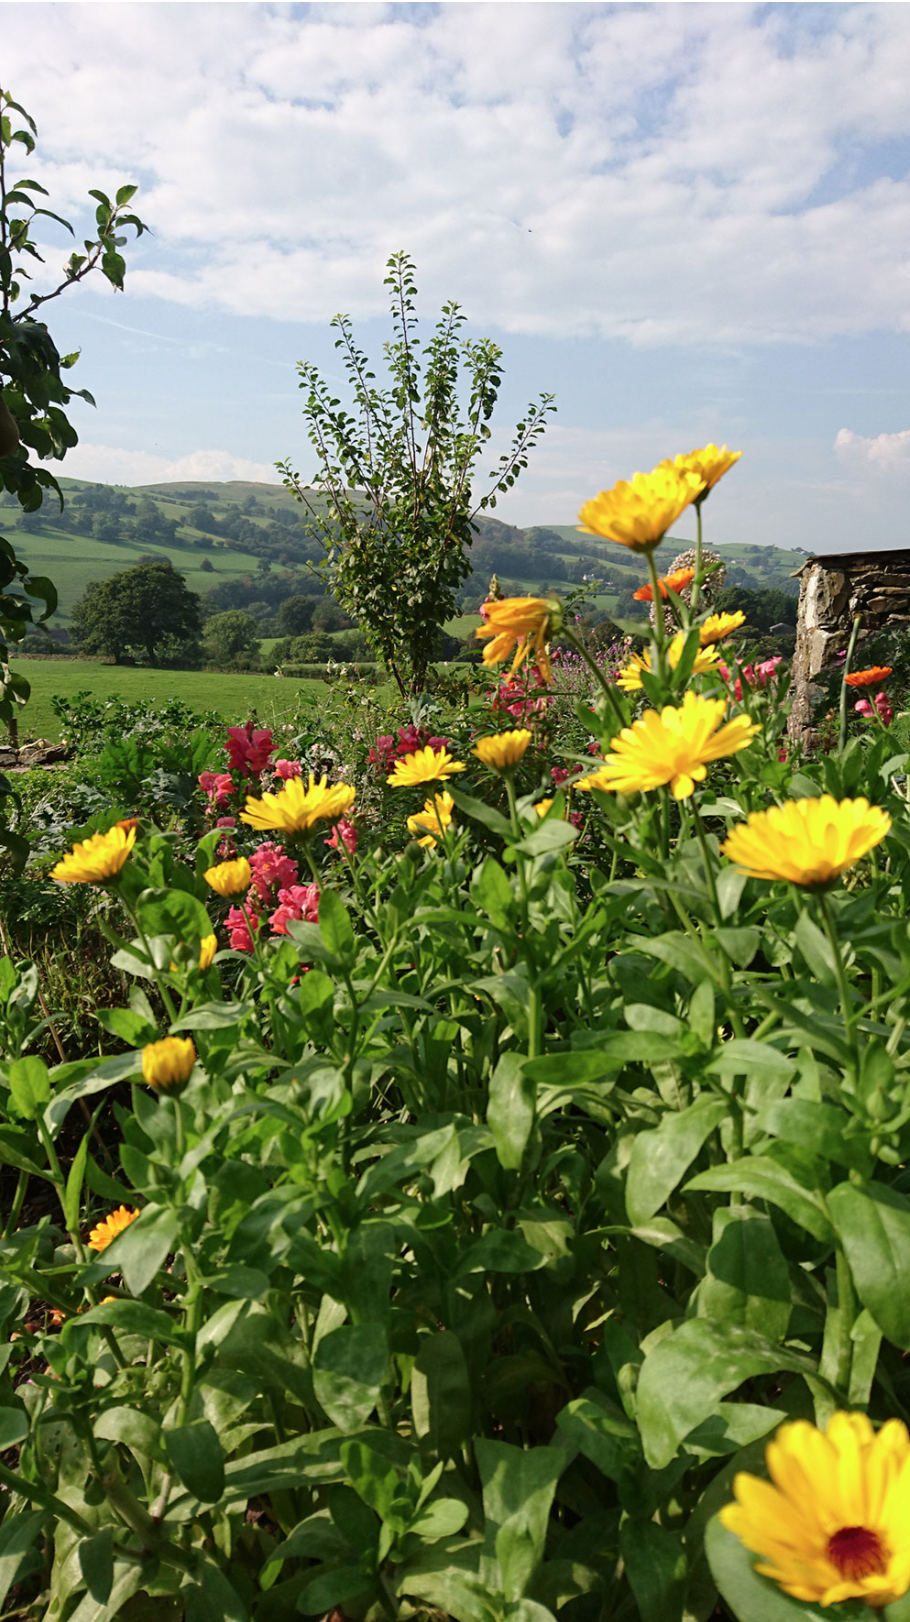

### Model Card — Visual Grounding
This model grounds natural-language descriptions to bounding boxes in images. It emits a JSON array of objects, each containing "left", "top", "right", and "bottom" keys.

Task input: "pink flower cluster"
[
  {"left": 226, "top": 724, "right": 275, "bottom": 777},
  {"left": 326, "top": 817, "right": 358, "bottom": 856},
  {"left": 492, "top": 666, "right": 551, "bottom": 722},
  {"left": 222, "top": 841, "right": 321, "bottom": 952},
  {"left": 367, "top": 724, "right": 451, "bottom": 774},
  {"left": 719, "top": 656, "right": 783, "bottom": 702},
  {"left": 855, "top": 691, "right": 894, "bottom": 726}
]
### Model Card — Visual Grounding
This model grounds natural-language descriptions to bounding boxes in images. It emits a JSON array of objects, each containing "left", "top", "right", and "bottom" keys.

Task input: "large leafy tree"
[
  {"left": 72, "top": 561, "right": 202, "bottom": 666},
  {"left": 278, "top": 251, "right": 556, "bottom": 696}
]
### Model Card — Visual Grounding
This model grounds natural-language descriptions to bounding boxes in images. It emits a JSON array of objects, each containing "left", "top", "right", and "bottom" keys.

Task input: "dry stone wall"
[{"left": 789, "top": 550, "right": 910, "bottom": 739}]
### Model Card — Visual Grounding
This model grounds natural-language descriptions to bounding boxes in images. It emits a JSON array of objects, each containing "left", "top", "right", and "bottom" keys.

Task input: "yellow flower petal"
[
  {"left": 386, "top": 747, "right": 466, "bottom": 787},
  {"left": 472, "top": 730, "right": 532, "bottom": 770},
  {"left": 88, "top": 1205, "right": 140, "bottom": 1252},
  {"left": 142, "top": 1036, "right": 196, "bottom": 1093},
  {"left": 720, "top": 796, "right": 891, "bottom": 887},
  {"left": 590, "top": 691, "right": 757, "bottom": 800},
  {"left": 50, "top": 824, "right": 136, "bottom": 884},
  {"left": 204, "top": 857, "right": 252, "bottom": 897},
  {"left": 475, "top": 597, "right": 556, "bottom": 682},
  {"left": 578, "top": 463, "right": 702, "bottom": 553},
  {"left": 241, "top": 774, "right": 356, "bottom": 832}
]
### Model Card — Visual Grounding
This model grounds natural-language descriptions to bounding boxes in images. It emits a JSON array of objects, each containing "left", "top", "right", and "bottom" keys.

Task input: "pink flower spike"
[
  {"left": 249, "top": 841, "right": 299, "bottom": 900},
  {"left": 327, "top": 817, "right": 358, "bottom": 856},
  {"left": 274, "top": 759, "right": 303, "bottom": 780},
  {"left": 269, "top": 882, "right": 321, "bottom": 936},
  {"left": 216, "top": 816, "right": 236, "bottom": 829},
  {"left": 226, "top": 723, "right": 275, "bottom": 777},
  {"left": 226, "top": 904, "right": 258, "bottom": 953}
]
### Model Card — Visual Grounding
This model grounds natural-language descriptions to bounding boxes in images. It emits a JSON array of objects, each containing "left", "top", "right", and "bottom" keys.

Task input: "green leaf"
[
  {"left": 93, "top": 1404, "right": 167, "bottom": 1463},
  {"left": 164, "top": 1419, "right": 225, "bottom": 1503},
  {"left": 508, "top": 819, "right": 579, "bottom": 858},
  {"left": 636, "top": 1320, "right": 819, "bottom": 1469},
  {"left": 706, "top": 1040, "right": 796, "bottom": 1080},
  {"left": 488, "top": 1053, "right": 535, "bottom": 1170},
  {"left": 471, "top": 857, "right": 515, "bottom": 930},
  {"left": 410, "top": 1498, "right": 469, "bottom": 1539},
  {"left": 476, "top": 1439, "right": 566, "bottom": 1602},
  {"left": 312, "top": 1324, "right": 389, "bottom": 1432},
  {"left": 78, "top": 1528, "right": 114, "bottom": 1605},
  {"left": 698, "top": 1208, "right": 791, "bottom": 1341},
  {"left": 625, "top": 1098, "right": 729, "bottom": 1225},
  {"left": 73, "top": 1300, "right": 183, "bottom": 1348},
  {"left": 554, "top": 1395, "right": 639, "bottom": 1488},
  {"left": 8, "top": 1055, "right": 50, "bottom": 1120},
  {"left": 619, "top": 1519, "right": 687, "bottom": 1622},
  {"left": 0, "top": 1511, "right": 47, "bottom": 1611},
  {"left": 686, "top": 1157, "right": 833, "bottom": 1242},
  {"left": 0, "top": 1407, "right": 28, "bottom": 1449},
  {"left": 86, "top": 1205, "right": 180, "bottom": 1297},
  {"left": 296, "top": 970, "right": 335, "bottom": 1044},
  {"left": 456, "top": 1229, "right": 546, "bottom": 1275},
  {"left": 339, "top": 1438, "right": 400, "bottom": 1519},
  {"left": 411, "top": 1331, "right": 473, "bottom": 1459},
  {"left": 448, "top": 786, "right": 513, "bottom": 838},
  {"left": 63, "top": 1126, "right": 90, "bottom": 1235},
  {"left": 319, "top": 889, "right": 355, "bottom": 959},
  {"left": 185, "top": 1560, "right": 251, "bottom": 1622},
  {"left": 755, "top": 1098, "right": 872, "bottom": 1174},
  {"left": 137, "top": 886, "right": 212, "bottom": 943},
  {"left": 705, "top": 1517, "right": 833, "bottom": 1622},
  {"left": 828, "top": 1180, "right": 910, "bottom": 1350}
]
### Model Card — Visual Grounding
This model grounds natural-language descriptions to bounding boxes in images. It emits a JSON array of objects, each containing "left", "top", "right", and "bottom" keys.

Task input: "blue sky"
[{"left": 5, "top": 0, "right": 910, "bottom": 552}]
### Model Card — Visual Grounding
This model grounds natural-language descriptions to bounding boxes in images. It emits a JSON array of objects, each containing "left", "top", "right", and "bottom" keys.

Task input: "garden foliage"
[{"left": 3, "top": 453, "right": 910, "bottom": 1622}]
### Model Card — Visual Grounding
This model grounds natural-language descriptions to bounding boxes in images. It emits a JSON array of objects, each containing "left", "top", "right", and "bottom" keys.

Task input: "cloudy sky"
[{"left": 4, "top": 0, "right": 910, "bottom": 552}]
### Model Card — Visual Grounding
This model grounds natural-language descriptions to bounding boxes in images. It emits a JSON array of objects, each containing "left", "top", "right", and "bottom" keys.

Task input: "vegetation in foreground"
[{"left": 2, "top": 446, "right": 910, "bottom": 1622}]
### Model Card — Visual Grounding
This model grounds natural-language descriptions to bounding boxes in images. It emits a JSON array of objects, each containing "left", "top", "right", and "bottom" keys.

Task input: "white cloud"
[
  {"left": 55, "top": 442, "right": 282, "bottom": 488},
  {"left": 5, "top": 3, "right": 910, "bottom": 344},
  {"left": 834, "top": 428, "right": 910, "bottom": 475}
]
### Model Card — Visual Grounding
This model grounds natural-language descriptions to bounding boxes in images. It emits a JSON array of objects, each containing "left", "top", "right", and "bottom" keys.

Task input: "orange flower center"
[{"left": 827, "top": 1526, "right": 888, "bottom": 1582}]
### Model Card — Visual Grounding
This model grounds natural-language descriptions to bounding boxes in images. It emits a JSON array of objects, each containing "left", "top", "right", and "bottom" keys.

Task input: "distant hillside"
[{"left": 1, "top": 477, "right": 805, "bottom": 632}]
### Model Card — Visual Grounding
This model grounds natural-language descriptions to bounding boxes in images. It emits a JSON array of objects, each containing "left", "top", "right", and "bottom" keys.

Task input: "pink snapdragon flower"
[
  {"left": 327, "top": 817, "right": 358, "bottom": 856},
  {"left": 199, "top": 771, "right": 234, "bottom": 808},
  {"left": 551, "top": 766, "right": 572, "bottom": 788},
  {"left": 855, "top": 691, "right": 894, "bottom": 726},
  {"left": 367, "top": 724, "right": 451, "bottom": 772},
  {"left": 225, "top": 904, "right": 259, "bottom": 953},
  {"left": 269, "top": 883, "right": 321, "bottom": 936},
  {"left": 226, "top": 723, "right": 275, "bottom": 777},
  {"left": 274, "top": 759, "right": 302, "bottom": 780},
  {"left": 249, "top": 842, "right": 299, "bottom": 902}
]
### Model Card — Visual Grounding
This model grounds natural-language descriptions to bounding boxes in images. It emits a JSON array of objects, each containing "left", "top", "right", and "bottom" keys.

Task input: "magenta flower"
[
  {"left": 249, "top": 842, "right": 300, "bottom": 902},
  {"left": 226, "top": 904, "right": 259, "bottom": 953},
  {"left": 226, "top": 723, "right": 275, "bottom": 777},
  {"left": 274, "top": 759, "right": 303, "bottom": 780},
  {"left": 199, "top": 770, "right": 234, "bottom": 808},
  {"left": 326, "top": 817, "right": 358, "bottom": 856},
  {"left": 269, "top": 882, "right": 321, "bottom": 936}
]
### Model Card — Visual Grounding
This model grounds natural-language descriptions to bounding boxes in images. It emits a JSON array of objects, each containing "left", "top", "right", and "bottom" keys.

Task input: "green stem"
[
  {"left": 838, "top": 613, "right": 862, "bottom": 754},
  {"left": 692, "top": 801, "right": 722, "bottom": 927},
  {"left": 645, "top": 546, "right": 667, "bottom": 674},
  {"left": 561, "top": 626, "right": 627, "bottom": 732},
  {"left": 834, "top": 1244, "right": 856, "bottom": 1397},
  {"left": 816, "top": 888, "right": 859, "bottom": 1065},
  {"left": 116, "top": 894, "right": 179, "bottom": 1026},
  {"left": 690, "top": 498, "right": 705, "bottom": 617},
  {"left": 2, "top": 1169, "right": 28, "bottom": 1239}
]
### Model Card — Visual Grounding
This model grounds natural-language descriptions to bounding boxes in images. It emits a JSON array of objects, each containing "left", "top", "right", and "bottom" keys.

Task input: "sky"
[{"left": 4, "top": 0, "right": 910, "bottom": 553}]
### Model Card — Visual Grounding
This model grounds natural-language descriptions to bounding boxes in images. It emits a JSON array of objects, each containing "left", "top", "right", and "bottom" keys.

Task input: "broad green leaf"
[
  {"left": 63, "top": 1126, "right": 90, "bottom": 1235},
  {"left": 828, "top": 1180, "right": 910, "bottom": 1350},
  {"left": 73, "top": 1300, "right": 183, "bottom": 1348},
  {"left": 686, "top": 1158, "right": 833, "bottom": 1241},
  {"left": 88, "top": 1204, "right": 180, "bottom": 1297},
  {"left": 339, "top": 1438, "right": 400, "bottom": 1519},
  {"left": 319, "top": 890, "right": 355, "bottom": 959},
  {"left": 296, "top": 969, "right": 335, "bottom": 1044},
  {"left": 698, "top": 1208, "right": 791, "bottom": 1341},
  {"left": 165, "top": 1420, "right": 225, "bottom": 1503},
  {"left": 488, "top": 1053, "right": 535, "bottom": 1170},
  {"left": 456, "top": 1229, "right": 546, "bottom": 1275},
  {"left": 78, "top": 1528, "right": 114, "bottom": 1605},
  {"left": 626, "top": 1098, "right": 728, "bottom": 1225},
  {"left": 620, "top": 1518, "right": 687, "bottom": 1622},
  {"left": 706, "top": 1040, "right": 796, "bottom": 1080},
  {"left": 554, "top": 1395, "right": 639, "bottom": 1487},
  {"left": 0, "top": 1407, "right": 28, "bottom": 1449},
  {"left": 0, "top": 1511, "right": 47, "bottom": 1611},
  {"left": 755, "top": 1098, "right": 872, "bottom": 1174},
  {"left": 411, "top": 1330, "right": 473, "bottom": 1459},
  {"left": 476, "top": 1439, "right": 566, "bottom": 1601},
  {"left": 137, "top": 887, "right": 212, "bottom": 942},
  {"left": 313, "top": 1324, "right": 389, "bottom": 1432},
  {"left": 409, "top": 1498, "right": 469, "bottom": 1539},
  {"left": 93, "top": 1404, "right": 166, "bottom": 1463},
  {"left": 8, "top": 1055, "right": 50, "bottom": 1120}
]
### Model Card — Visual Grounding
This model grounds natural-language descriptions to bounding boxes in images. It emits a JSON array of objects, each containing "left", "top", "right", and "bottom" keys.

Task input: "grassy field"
[{"left": 13, "top": 660, "right": 324, "bottom": 743}]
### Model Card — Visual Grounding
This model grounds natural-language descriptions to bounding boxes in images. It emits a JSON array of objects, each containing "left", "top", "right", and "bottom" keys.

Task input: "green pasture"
[{"left": 12, "top": 660, "right": 323, "bottom": 743}]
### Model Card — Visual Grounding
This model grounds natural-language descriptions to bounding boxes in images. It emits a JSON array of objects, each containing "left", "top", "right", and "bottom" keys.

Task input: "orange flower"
[
  {"left": 845, "top": 666, "right": 893, "bottom": 688},
  {"left": 633, "top": 567, "right": 695, "bottom": 603},
  {"left": 88, "top": 1206, "right": 140, "bottom": 1252}
]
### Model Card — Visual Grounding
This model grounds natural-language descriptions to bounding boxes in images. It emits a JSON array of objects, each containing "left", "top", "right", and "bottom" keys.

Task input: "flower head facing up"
[
  {"left": 204, "top": 857, "right": 252, "bottom": 898},
  {"left": 616, "top": 634, "right": 721, "bottom": 692},
  {"left": 88, "top": 1205, "right": 140, "bottom": 1252},
  {"left": 475, "top": 596, "right": 557, "bottom": 683},
  {"left": 407, "top": 791, "right": 455, "bottom": 848},
  {"left": 50, "top": 824, "right": 137, "bottom": 885},
  {"left": 845, "top": 666, "right": 893, "bottom": 688},
  {"left": 578, "top": 464, "right": 702, "bottom": 553},
  {"left": 720, "top": 795, "right": 891, "bottom": 887},
  {"left": 386, "top": 746, "right": 466, "bottom": 788},
  {"left": 699, "top": 610, "right": 746, "bottom": 646},
  {"left": 593, "top": 691, "right": 758, "bottom": 800},
  {"left": 142, "top": 1036, "right": 196, "bottom": 1093},
  {"left": 633, "top": 567, "right": 695, "bottom": 602},
  {"left": 664, "top": 443, "right": 742, "bottom": 498},
  {"left": 720, "top": 1410, "right": 910, "bottom": 1609},
  {"left": 472, "top": 729, "right": 532, "bottom": 771},
  {"left": 241, "top": 774, "right": 356, "bottom": 834}
]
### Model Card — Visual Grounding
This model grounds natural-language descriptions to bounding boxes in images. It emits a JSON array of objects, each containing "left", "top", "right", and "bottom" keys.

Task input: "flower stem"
[
  {"left": 561, "top": 626, "right": 626, "bottom": 732},
  {"left": 838, "top": 613, "right": 862, "bottom": 754},
  {"left": 692, "top": 801, "right": 722, "bottom": 927},
  {"left": 645, "top": 546, "right": 667, "bottom": 675},
  {"left": 690, "top": 498, "right": 705, "bottom": 616},
  {"left": 833, "top": 1244, "right": 856, "bottom": 1397},
  {"left": 816, "top": 888, "right": 859, "bottom": 1066}
]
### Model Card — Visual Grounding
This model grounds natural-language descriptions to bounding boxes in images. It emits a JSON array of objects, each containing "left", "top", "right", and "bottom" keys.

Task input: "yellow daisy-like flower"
[
  {"left": 666, "top": 443, "right": 742, "bottom": 497},
  {"left": 198, "top": 934, "right": 217, "bottom": 971},
  {"left": 407, "top": 791, "right": 455, "bottom": 849},
  {"left": 472, "top": 730, "right": 532, "bottom": 770},
  {"left": 720, "top": 795, "right": 891, "bottom": 888},
  {"left": 574, "top": 767, "right": 613, "bottom": 793},
  {"left": 88, "top": 1205, "right": 140, "bottom": 1252},
  {"left": 141, "top": 1036, "right": 196, "bottom": 1093},
  {"left": 578, "top": 464, "right": 703, "bottom": 553},
  {"left": 386, "top": 746, "right": 466, "bottom": 788},
  {"left": 699, "top": 610, "right": 746, "bottom": 645},
  {"left": 593, "top": 690, "right": 758, "bottom": 800},
  {"left": 50, "top": 824, "right": 136, "bottom": 885},
  {"left": 720, "top": 1410, "right": 910, "bottom": 1609},
  {"left": 534, "top": 798, "right": 554, "bottom": 817},
  {"left": 204, "top": 857, "right": 252, "bottom": 897},
  {"left": 616, "top": 634, "right": 722, "bottom": 692},
  {"left": 240, "top": 774, "right": 356, "bottom": 833},
  {"left": 475, "top": 597, "right": 557, "bottom": 683}
]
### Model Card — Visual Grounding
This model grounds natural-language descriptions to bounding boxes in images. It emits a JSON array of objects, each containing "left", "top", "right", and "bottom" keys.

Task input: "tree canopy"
[{"left": 72, "top": 560, "right": 201, "bottom": 665}]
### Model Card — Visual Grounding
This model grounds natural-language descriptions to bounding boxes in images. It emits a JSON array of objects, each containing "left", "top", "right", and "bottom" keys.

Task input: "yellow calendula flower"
[
  {"left": 88, "top": 1205, "right": 140, "bottom": 1252},
  {"left": 475, "top": 597, "right": 557, "bottom": 683},
  {"left": 720, "top": 1410, "right": 910, "bottom": 1609},
  {"left": 574, "top": 767, "right": 613, "bottom": 793},
  {"left": 616, "top": 634, "right": 721, "bottom": 692},
  {"left": 534, "top": 798, "right": 554, "bottom": 817},
  {"left": 241, "top": 774, "right": 356, "bottom": 834},
  {"left": 387, "top": 746, "right": 466, "bottom": 788},
  {"left": 472, "top": 730, "right": 532, "bottom": 770},
  {"left": 142, "top": 1036, "right": 196, "bottom": 1093},
  {"left": 721, "top": 795, "right": 891, "bottom": 887},
  {"left": 578, "top": 464, "right": 702, "bottom": 553},
  {"left": 666, "top": 443, "right": 742, "bottom": 497},
  {"left": 407, "top": 792, "right": 455, "bottom": 848},
  {"left": 198, "top": 934, "right": 217, "bottom": 971},
  {"left": 699, "top": 610, "right": 746, "bottom": 646},
  {"left": 50, "top": 824, "right": 136, "bottom": 884},
  {"left": 593, "top": 690, "right": 758, "bottom": 800},
  {"left": 204, "top": 857, "right": 252, "bottom": 897}
]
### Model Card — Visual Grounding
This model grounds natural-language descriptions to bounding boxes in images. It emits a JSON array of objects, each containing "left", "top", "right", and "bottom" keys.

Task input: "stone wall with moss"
[{"left": 789, "top": 549, "right": 910, "bottom": 737}]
